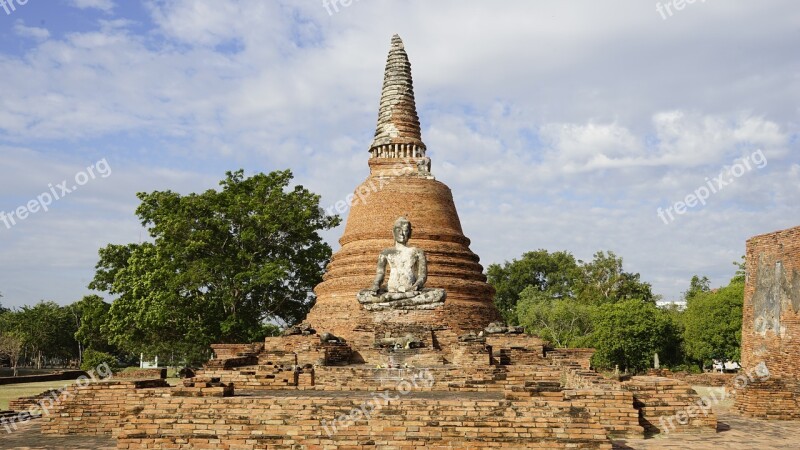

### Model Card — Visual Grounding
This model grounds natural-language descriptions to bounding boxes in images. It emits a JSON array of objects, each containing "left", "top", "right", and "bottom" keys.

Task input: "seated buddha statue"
[{"left": 357, "top": 216, "right": 445, "bottom": 311}]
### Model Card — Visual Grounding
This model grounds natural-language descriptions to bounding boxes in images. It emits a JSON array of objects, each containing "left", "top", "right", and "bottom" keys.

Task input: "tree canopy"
[
  {"left": 487, "top": 250, "right": 580, "bottom": 323},
  {"left": 490, "top": 250, "right": 655, "bottom": 323},
  {"left": 682, "top": 278, "right": 743, "bottom": 366},
  {"left": 588, "top": 299, "right": 681, "bottom": 372},
  {"left": 492, "top": 249, "right": 746, "bottom": 373},
  {"left": 71, "top": 295, "right": 114, "bottom": 355},
  {"left": 89, "top": 169, "right": 339, "bottom": 362}
]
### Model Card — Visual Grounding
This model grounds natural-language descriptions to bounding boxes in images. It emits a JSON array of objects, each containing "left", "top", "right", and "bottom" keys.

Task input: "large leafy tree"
[
  {"left": 15, "top": 301, "right": 78, "bottom": 368},
  {"left": 587, "top": 299, "right": 680, "bottom": 372},
  {"left": 576, "top": 251, "right": 656, "bottom": 304},
  {"left": 516, "top": 287, "right": 592, "bottom": 348},
  {"left": 490, "top": 249, "right": 669, "bottom": 371},
  {"left": 682, "top": 277, "right": 743, "bottom": 367},
  {"left": 487, "top": 250, "right": 580, "bottom": 322},
  {"left": 70, "top": 295, "right": 114, "bottom": 361},
  {"left": 90, "top": 170, "right": 339, "bottom": 361},
  {"left": 487, "top": 250, "right": 655, "bottom": 323}
]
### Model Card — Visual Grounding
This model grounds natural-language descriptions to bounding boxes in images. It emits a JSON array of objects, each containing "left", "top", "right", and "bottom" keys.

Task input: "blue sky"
[{"left": 0, "top": 0, "right": 798, "bottom": 308}]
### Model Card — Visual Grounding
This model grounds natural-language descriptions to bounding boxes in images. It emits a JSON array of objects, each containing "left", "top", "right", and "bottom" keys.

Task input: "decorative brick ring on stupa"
[{"left": 356, "top": 216, "right": 446, "bottom": 311}]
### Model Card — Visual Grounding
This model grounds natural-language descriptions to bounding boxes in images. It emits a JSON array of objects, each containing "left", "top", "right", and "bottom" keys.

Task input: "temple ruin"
[{"left": 31, "top": 35, "right": 722, "bottom": 449}]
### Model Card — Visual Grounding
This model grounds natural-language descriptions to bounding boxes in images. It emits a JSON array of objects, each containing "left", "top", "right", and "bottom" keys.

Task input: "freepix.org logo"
[
  {"left": 1, "top": 159, "right": 112, "bottom": 230},
  {"left": 1, "top": 0, "right": 29, "bottom": 16},
  {"left": 657, "top": 149, "right": 766, "bottom": 225}
]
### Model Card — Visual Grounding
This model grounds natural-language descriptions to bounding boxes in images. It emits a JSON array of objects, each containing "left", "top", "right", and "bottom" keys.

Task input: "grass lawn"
[
  {"left": 0, "top": 374, "right": 182, "bottom": 411},
  {"left": 0, "top": 380, "right": 73, "bottom": 410}
]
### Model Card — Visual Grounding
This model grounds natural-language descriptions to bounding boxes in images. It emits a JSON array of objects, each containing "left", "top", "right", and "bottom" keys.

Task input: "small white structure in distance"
[{"left": 139, "top": 354, "right": 159, "bottom": 369}]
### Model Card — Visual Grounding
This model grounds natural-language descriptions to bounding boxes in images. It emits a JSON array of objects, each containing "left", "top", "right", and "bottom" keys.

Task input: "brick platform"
[
  {"left": 622, "top": 376, "right": 717, "bottom": 435},
  {"left": 39, "top": 379, "right": 169, "bottom": 436},
  {"left": 117, "top": 391, "right": 613, "bottom": 449}
]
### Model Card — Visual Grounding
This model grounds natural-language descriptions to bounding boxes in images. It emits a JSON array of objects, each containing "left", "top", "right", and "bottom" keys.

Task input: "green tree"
[
  {"left": 90, "top": 170, "right": 339, "bottom": 363},
  {"left": 0, "top": 331, "right": 24, "bottom": 376},
  {"left": 15, "top": 301, "right": 77, "bottom": 368},
  {"left": 577, "top": 251, "right": 656, "bottom": 304},
  {"left": 488, "top": 250, "right": 655, "bottom": 322},
  {"left": 80, "top": 348, "right": 119, "bottom": 373},
  {"left": 732, "top": 256, "right": 746, "bottom": 283},
  {"left": 656, "top": 302, "right": 686, "bottom": 368},
  {"left": 486, "top": 250, "right": 580, "bottom": 323},
  {"left": 682, "top": 278, "right": 743, "bottom": 367},
  {"left": 587, "top": 299, "right": 680, "bottom": 373},
  {"left": 70, "top": 295, "right": 114, "bottom": 362},
  {"left": 516, "top": 286, "right": 592, "bottom": 348},
  {"left": 683, "top": 275, "right": 711, "bottom": 303}
]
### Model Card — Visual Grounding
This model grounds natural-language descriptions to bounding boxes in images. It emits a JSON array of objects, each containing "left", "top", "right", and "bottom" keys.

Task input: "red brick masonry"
[{"left": 736, "top": 224, "right": 800, "bottom": 419}]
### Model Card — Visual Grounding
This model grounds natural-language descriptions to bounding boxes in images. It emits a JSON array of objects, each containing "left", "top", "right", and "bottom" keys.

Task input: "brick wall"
[
  {"left": 734, "top": 377, "right": 800, "bottom": 419},
  {"left": 8, "top": 389, "right": 61, "bottom": 413},
  {"left": 195, "top": 367, "right": 299, "bottom": 390},
  {"left": 562, "top": 390, "right": 644, "bottom": 439},
  {"left": 210, "top": 343, "right": 264, "bottom": 359},
  {"left": 622, "top": 376, "right": 717, "bottom": 435},
  {"left": 39, "top": 379, "right": 170, "bottom": 436},
  {"left": 117, "top": 393, "right": 613, "bottom": 449},
  {"left": 741, "top": 225, "right": 800, "bottom": 377},
  {"left": 647, "top": 369, "right": 734, "bottom": 387},
  {"left": 738, "top": 225, "right": 800, "bottom": 418},
  {"left": 547, "top": 348, "right": 595, "bottom": 370},
  {"left": 114, "top": 368, "right": 167, "bottom": 380}
]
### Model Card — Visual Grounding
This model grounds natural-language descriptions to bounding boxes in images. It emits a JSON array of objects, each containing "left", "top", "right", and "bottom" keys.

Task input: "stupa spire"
[{"left": 369, "top": 34, "right": 427, "bottom": 159}]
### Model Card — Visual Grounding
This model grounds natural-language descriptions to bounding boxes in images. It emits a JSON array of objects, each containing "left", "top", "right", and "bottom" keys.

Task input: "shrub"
[{"left": 81, "top": 349, "right": 119, "bottom": 373}]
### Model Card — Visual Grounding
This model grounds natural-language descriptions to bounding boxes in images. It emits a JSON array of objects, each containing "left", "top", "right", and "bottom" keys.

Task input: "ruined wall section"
[
  {"left": 741, "top": 225, "right": 800, "bottom": 377},
  {"left": 737, "top": 225, "right": 800, "bottom": 418}
]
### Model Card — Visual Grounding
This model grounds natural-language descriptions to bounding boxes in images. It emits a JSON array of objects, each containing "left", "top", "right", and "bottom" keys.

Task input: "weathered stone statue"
[
  {"left": 375, "top": 333, "right": 424, "bottom": 349},
  {"left": 357, "top": 217, "right": 445, "bottom": 311}
]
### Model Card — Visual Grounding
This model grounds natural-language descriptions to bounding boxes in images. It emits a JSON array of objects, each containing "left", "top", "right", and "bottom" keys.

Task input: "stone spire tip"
[
  {"left": 369, "top": 34, "right": 426, "bottom": 159},
  {"left": 391, "top": 34, "right": 404, "bottom": 49}
]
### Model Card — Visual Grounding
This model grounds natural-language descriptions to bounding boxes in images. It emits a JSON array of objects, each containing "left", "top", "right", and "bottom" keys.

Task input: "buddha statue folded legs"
[{"left": 357, "top": 216, "right": 445, "bottom": 311}]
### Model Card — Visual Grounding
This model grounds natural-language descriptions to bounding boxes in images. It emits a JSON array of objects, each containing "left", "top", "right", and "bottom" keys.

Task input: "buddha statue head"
[{"left": 393, "top": 216, "right": 412, "bottom": 245}]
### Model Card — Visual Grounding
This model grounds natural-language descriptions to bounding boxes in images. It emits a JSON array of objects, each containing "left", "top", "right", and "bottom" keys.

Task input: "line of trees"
[
  {"left": 1, "top": 168, "right": 744, "bottom": 375},
  {"left": 0, "top": 169, "right": 339, "bottom": 371},
  {"left": 488, "top": 251, "right": 744, "bottom": 373},
  {"left": 0, "top": 295, "right": 118, "bottom": 375}
]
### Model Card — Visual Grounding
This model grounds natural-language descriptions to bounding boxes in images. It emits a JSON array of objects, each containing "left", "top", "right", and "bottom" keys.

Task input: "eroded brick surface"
[{"left": 736, "top": 225, "right": 800, "bottom": 418}]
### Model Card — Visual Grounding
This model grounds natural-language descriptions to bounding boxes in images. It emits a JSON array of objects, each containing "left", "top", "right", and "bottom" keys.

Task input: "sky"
[{"left": 0, "top": 0, "right": 797, "bottom": 309}]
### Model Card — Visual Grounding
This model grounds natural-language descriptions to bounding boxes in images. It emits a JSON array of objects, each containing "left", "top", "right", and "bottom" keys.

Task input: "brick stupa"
[{"left": 305, "top": 34, "right": 501, "bottom": 360}]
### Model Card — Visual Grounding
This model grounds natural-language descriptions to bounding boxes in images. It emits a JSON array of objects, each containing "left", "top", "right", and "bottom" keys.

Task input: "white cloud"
[
  {"left": 0, "top": 0, "right": 798, "bottom": 307},
  {"left": 68, "top": 0, "right": 115, "bottom": 12},
  {"left": 13, "top": 21, "right": 50, "bottom": 41}
]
